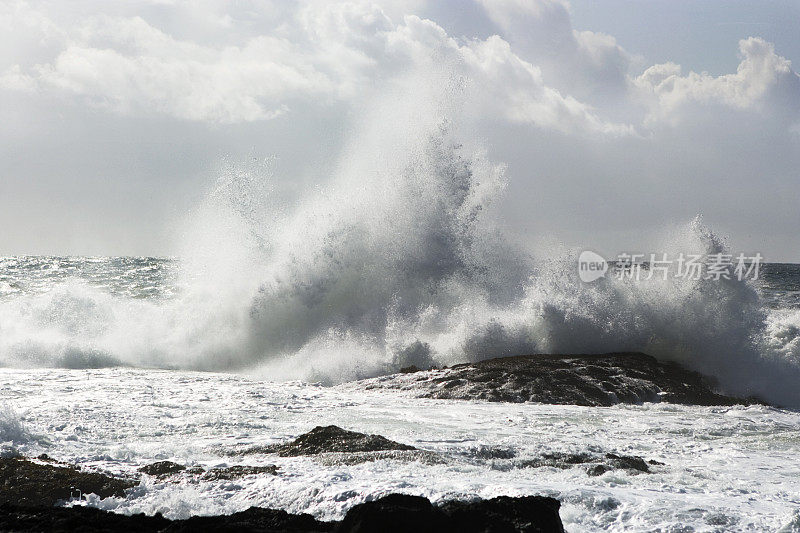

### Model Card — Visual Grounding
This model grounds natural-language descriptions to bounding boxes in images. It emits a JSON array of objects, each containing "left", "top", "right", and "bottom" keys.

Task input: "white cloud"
[
  {"left": 1, "top": 0, "right": 800, "bottom": 258},
  {"left": 0, "top": 0, "right": 631, "bottom": 134},
  {"left": 475, "top": 0, "right": 634, "bottom": 104},
  {"left": 635, "top": 37, "right": 800, "bottom": 124},
  {"left": 459, "top": 35, "right": 633, "bottom": 135},
  {"left": 474, "top": 0, "right": 800, "bottom": 131},
  {"left": 0, "top": 64, "right": 36, "bottom": 91},
  {"left": 1, "top": 2, "right": 797, "bottom": 135}
]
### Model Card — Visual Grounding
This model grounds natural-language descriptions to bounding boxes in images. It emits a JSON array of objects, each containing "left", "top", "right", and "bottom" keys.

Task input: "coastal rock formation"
[
  {"left": 361, "top": 353, "right": 746, "bottom": 406},
  {"left": 138, "top": 461, "right": 278, "bottom": 481},
  {"left": 138, "top": 461, "right": 187, "bottom": 477},
  {"left": 0, "top": 503, "right": 332, "bottom": 533},
  {"left": 201, "top": 464, "right": 279, "bottom": 481},
  {"left": 519, "top": 451, "right": 663, "bottom": 476},
  {"left": 340, "top": 493, "right": 563, "bottom": 533},
  {"left": 0, "top": 457, "right": 135, "bottom": 507},
  {"left": 0, "top": 493, "right": 564, "bottom": 532},
  {"left": 261, "top": 425, "right": 417, "bottom": 457}
]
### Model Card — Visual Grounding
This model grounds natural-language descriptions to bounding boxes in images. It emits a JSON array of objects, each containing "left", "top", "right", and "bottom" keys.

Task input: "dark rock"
[
  {"left": 265, "top": 426, "right": 417, "bottom": 457},
  {"left": 468, "top": 445, "right": 517, "bottom": 460},
  {"left": 164, "top": 506, "right": 332, "bottom": 532},
  {"left": 138, "top": 462, "right": 279, "bottom": 481},
  {"left": 0, "top": 457, "right": 136, "bottom": 507},
  {"left": 519, "top": 452, "right": 594, "bottom": 469},
  {"left": 315, "top": 450, "right": 444, "bottom": 467},
  {"left": 337, "top": 494, "right": 448, "bottom": 533},
  {"left": 0, "top": 503, "right": 171, "bottom": 533},
  {"left": 0, "top": 493, "right": 563, "bottom": 532},
  {"left": 440, "top": 495, "right": 565, "bottom": 533},
  {"left": 400, "top": 365, "right": 421, "bottom": 373},
  {"left": 0, "top": 503, "right": 332, "bottom": 533},
  {"left": 340, "top": 493, "right": 564, "bottom": 533},
  {"left": 201, "top": 464, "right": 279, "bottom": 481},
  {"left": 586, "top": 464, "right": 613, "bottom": 477},
  {"left": 604, "top": 453, "right": 649, "bottom": 473},
  {"left": 364, "top": 352, "right": 749, "bottom": 406},
  {"left": 520, "top": 451, "right": 657, "bottom": 476},
  {"left": 138, "top": 461, "right": 186, "bottom": 477},
  {"left": 547, "top": 453, "right": 595, "bottom": 466},
  {"left": 35, "top": 454, "right": 69, "bottom": 466}
]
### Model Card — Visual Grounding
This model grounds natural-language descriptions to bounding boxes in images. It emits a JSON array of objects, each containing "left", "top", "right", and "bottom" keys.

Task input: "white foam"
[
  {"left": 4, "top": 368, "right": 799, "bottom": 530},
  {"left": 0, "top": 67, "right": 799, "bottom": 407}
]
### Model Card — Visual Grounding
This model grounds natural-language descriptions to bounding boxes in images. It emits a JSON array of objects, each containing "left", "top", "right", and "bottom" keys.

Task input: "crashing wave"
[{"left": 0, "top": 73, "right": 799, "bottom": 407}]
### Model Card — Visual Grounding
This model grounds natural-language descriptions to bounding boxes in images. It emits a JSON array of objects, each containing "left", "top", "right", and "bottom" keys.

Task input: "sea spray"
[{"left": 0, "top": 86, "right": 799, "bottom": 405}]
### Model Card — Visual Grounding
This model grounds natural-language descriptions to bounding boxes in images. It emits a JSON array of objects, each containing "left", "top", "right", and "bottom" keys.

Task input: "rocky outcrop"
[
  {"left": 258, "top": 425, "right": 417, "bottom": 457},
  {"left": 138, "top": 461, "right": 187, "bottom": 477},
  {"left": 200, "top": 464, "right": 279, "bottom": 481},
  {"left": 361, "top": 352, "right": 747, "bottom": 406},
  {"left": 519, "top": 451, "right": 663, "bottom": 476},
  {"left": 0, "top": 457, "right": 136, "bottom": 507},
  {"left": 0, "top": 503, "right": 333, "bottom": 533},
  {"left": 0, "top": 493, "right": 564, "bottom": 532},
  {"left": 340, "top": 493, "right": 563, "bottom": 533},
  {"left": 144, "top": 426, "right": 422, "bottom": 480},
  {"left": 137, "top": 460, "right": 278, "bottom": 481}
]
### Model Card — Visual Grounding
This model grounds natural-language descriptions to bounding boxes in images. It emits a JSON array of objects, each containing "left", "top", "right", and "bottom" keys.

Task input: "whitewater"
[
  {"left": 1, "top": 368, "right": 799, "bottom": 531},
  {"left": 1, "top": 128, "right": 800, "bottom": 404},
  {"left": 2, "top": 78, "right": 800, "bottom": 531}
]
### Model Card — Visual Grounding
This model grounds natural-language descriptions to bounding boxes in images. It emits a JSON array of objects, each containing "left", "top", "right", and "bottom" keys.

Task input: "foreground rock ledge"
[
  {"left": 0, "top": 456, "right": 135, "bottom": 507},
  {"left": 0, "top": 493, "right": 564, "bottom": 533},
  {"left": 0, "top": 456, "right": 564, "bottom": 532},
  {"left": 365, "top": 352, "right": 749, "bottom": 406}
]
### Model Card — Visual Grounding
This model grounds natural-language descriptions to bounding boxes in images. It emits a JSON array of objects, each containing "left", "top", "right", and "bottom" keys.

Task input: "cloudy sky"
[{"left": 1, "top": 0, "right": 799, "bottom": 260}]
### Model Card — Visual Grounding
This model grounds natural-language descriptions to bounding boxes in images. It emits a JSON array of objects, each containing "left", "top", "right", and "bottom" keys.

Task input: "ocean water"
[
  {"left": 2, "top": 109, "right": 800, "bottom": 529},
  {"left": 0, "top": 257, "right": 799, "bottom": 530},
  {"left": 2, "top": 367, "right": 800, "bottom": 531}
]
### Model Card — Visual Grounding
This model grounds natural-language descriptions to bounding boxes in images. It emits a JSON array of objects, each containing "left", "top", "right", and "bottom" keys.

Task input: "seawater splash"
[
  {"left": 236, "top": 128, "right": 530, "bottom": 381},
  {"left": 0, "top": 403, "right": 29, "bottom": 444},
  {"left": 0, "top": 90, "right": 799, "bottom": 405}
]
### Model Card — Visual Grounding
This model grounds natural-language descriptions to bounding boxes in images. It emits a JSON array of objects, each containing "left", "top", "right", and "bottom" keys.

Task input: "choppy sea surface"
[
  {"left": 2, "top": 367, "right": 800, "bottom": 531},
  {"left": 1, "top": 257, "right": 800, "bottom": 531}
]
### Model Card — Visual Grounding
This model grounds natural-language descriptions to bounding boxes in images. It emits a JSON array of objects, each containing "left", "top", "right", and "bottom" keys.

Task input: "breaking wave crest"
[{"left": 1, "top": 76, "right": 799, "bottom": 407}]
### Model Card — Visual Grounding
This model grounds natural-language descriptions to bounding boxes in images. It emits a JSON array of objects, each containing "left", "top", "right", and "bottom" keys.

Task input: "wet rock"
[
  {"left": 166, "top": 506, "right": 331, "bottom": 532},
  {"left": 362, "top": 353, "right": 748, "bottom": 406},
  {"left": 336, "top": 494, "right": 448, "bottom": 532},
  {"left": 201, "top": 464, "right": 279, "bottom": 481},
  {"left": 35, "top": 454, "right": 69, "bottom": 466},
  {"left": 0, "top": 504, "right": 172, "bottom": 532},
  {"left": 138, "top": 462, "right": 277, "bottom": 482},
  {"left": 518, "top": 452, "right": 593, "bottom": 469},
  {"left": 519, "top": 451, "right": 657, "bottom": 476},
  {"left": 440, "top": 495, "right": 564, "bottom": 533},
  {"left": 138, "top": 461, "right": 186, "bottom": 477},
  {"left": 340, "top": 493, "right": 564, "bottom": 533},
  {"left": 0, "top": 457, "right": 135, "bottom": 507},
  {"left": 467, "top": 445, "right": 517, "bottom": 460},
  {"left": 0, "top": 493, "right": 563, "bottom": 532},
  {"left": 586, "top": 464, "right": 613, "bottom": 477},
  {"left": 315, "top": 450, "right": 443, "bottom": 467},
  {"left": 265, "top": 425, "right": 417, "bottom": 457},
  {"left": 604, "top": 453, "right": 650, "bottom": 473},
  {"left": 0, "top": 502, "right": 332, "bottom": 532}
]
